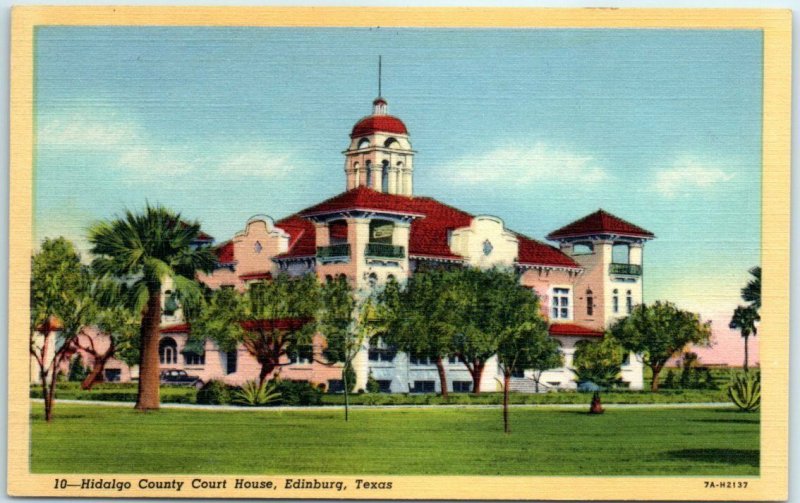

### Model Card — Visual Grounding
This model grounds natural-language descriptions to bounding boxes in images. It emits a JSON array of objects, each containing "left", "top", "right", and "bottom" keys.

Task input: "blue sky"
[{"left": 34, "top": 26, "right": 762, "bottom": 322}]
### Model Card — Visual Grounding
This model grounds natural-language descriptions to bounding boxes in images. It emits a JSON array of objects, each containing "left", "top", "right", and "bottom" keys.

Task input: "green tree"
[
  {"left": 30, "top": 238, "right": 97, "bottom": 421},
  {"left": 496, "top": 318, "right": 559, "bottom": 433},
  {"left": 72, "top": 280, "right": 140, "bottom": 390},
  {"left": 380, "top": 272, "right": 459, "bottom": 398},
  {"left": 193, "top": 274, "right": 319, "bottom": 386},
  {"left": 729, "top": 305, "right": 759, "bottom": 373},
  {"left": 88, "top": 205, "right": 216, "bottom": 410},
  {"left": 320, "top": 276, "right": 380, "bottom": 421},
  {"left": 741, "top": 266, "right": 761, "bottom": 310},
  {"left": 610, "top": 301, "right": 712, "bottom": 392},
  {"left": 571, "top": 336, "right": 626, "bottom": 413}
]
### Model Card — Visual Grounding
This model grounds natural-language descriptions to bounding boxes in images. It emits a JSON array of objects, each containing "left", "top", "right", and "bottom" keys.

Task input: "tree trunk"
[
  {"left": 343, "top": 362, "right": 350, "bottom": 422},
  {"left": 135, "top": 287, "right": 162, "bottom": 411},
  {"left": 503, "top": 372, "right": 511, "bottom": 433},
  {"left": 81, "top": 358, "right": 107, "bottom": 390},
  {"left": 435, "top": 356, "right": 449, "bottom": 399},
  {"left": 40, "top": 368, "right": 53, "bottom": 423},
  {"left": 589, "top": 391, "right": 604, "bottom": 414},
  {"left": 650, "top": 363, "right": 664, "bottom": 392},
  {"left": 743, "top": 335, "right": 749, "bottom": 373},
  {"left": 82, "top": 343, "right": 114, "bottom": 390},
  {"left": 470, "top": 361, "right": 486, "bottom": 394}
]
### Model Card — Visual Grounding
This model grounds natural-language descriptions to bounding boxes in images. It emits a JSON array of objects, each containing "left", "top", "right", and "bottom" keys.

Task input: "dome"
[{"left": 350, "top": 115, "right": 408, "bottom": 138}]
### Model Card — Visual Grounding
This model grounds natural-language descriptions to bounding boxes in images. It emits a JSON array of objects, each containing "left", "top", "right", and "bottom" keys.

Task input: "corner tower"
[{"left": 344, "top": 97, "right": 415, "bottom": 196}]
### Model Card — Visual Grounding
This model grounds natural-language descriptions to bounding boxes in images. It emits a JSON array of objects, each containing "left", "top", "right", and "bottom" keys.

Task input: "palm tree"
[
  {"left": 729, "top": 305, "right": 759, "bottom": 373},
  {"left": 88, "top": 205, "right": 215, "bottom": 410},
  {"left": 741, "top": 266, "right": 761, "bottom": 310}
]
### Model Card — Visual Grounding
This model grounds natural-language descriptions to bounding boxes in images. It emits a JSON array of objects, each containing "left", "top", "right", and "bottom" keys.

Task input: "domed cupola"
[{"left": 344, "top": 96, "right": 415, "bottom": 196}]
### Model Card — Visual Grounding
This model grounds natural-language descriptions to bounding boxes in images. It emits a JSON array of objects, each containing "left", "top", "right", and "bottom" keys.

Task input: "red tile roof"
[
  {"left": 240, "top": 318, "right": 314, "bottom": 332},
  {"left": 516, "top": 234, "right": 581, "bottom": 269},
  {"left": 300, "top": 187, "right": 425, "bottom": 219},
  {"left": 351, "top": 115, "right": 407, "bottom": 138},
  {"left": 239, "top": 271, "right": 273, "bottom": 281},
  {"left": 214, "top": 241, "right": 235, "bottom": 264},
  {"left": 547, "top": 209, "right": 654, "bottom": 240},
  {"left": 549, "top": 323, "right": 604, "bottom": 338},
  {"left": 161, "top": 323, "right": 191, "bottom": 334},
  {"left": 272, "top": 188, "right": 580, "bottom": 268},
  {"left": 272, "top": 215, "right": 317, "bottom": 260}
]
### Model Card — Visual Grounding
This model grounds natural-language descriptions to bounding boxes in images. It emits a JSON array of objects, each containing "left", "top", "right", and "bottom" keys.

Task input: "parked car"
[{"left": 160, "top": 369, "right": 204, "bottom": 388}]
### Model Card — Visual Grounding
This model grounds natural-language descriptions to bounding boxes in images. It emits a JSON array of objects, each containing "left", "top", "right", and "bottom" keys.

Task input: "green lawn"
[{"left": 31, "top": 403, "right": 759, "bottom": 476}]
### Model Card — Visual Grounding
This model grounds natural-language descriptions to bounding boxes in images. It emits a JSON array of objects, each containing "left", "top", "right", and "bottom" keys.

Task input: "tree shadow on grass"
[
  {"left": 691, "top": 418, "right": 759, "bottom": 425},
  {"left": 666, "top": 449, "right": 759, "bottom": 468}
]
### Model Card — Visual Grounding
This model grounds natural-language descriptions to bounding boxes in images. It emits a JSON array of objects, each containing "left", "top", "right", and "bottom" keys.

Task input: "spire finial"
[{"left": 378, "top": 55, "right": 382, "bottom": 97}]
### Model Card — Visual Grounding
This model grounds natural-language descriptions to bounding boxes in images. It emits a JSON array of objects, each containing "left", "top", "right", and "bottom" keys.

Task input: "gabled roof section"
[
  {"left": 272, "top": 214, "right": 317, "bottom": 260},
  {"left": 516, "top": 234, "right": 581, "bottom": 269},
  {"left": 214, "top": 241, "right": 235, "bottom": 265},
  {"left": 546, "top": 209, "right": 655, "bottom": 241},
  {"left": 300, "top": 187, "right": 425, "bottom": 219}
]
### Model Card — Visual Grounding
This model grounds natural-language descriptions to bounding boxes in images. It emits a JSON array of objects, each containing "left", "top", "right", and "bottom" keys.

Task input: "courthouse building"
[{"left": 56, "top": 94, "right": 656, "bottom": 393}]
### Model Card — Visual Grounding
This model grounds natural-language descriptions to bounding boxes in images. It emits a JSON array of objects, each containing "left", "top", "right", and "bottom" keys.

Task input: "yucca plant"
[
  {"left": 233, "top": 380, "right": 281, "bottom": 406},
  {"left": 728, "top": 371, "right": 760, "bottom": 412}
]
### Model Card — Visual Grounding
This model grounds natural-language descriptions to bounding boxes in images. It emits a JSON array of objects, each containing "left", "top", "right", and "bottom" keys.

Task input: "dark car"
[{"left": 160, "top": 369, "right": 204, "bottom": 389}]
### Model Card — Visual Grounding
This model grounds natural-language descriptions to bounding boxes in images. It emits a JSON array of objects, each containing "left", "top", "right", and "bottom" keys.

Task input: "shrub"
[
  {"left": 273, "top": 380, "right": 323, "bottom": 406},
  {"left": 728, "top": 371, "right": 760, "bottom": 412},
  {"left": 67, "top": 357, "right": 89, "bottom": 382},
  {"left": 233, "top": 380, "right": 281, "bottom": 406},
  {"left": 196, "top": 380, "right": 233, "bottom": 405},
  {"left": 366, "top": 372, "right": 381, "bottom": 394}
]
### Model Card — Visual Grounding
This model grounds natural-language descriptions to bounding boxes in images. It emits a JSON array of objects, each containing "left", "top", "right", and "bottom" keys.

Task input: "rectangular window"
[
  {"left": 511, "top": 368, "right": 525, "bottom": 378},
  {"left": 626, "top": 293, "right": 633, "bottom": 314},
  {"left": 551, "top": 288, "right": 571, "bottom": 320},
  {"left": 327, "top": 379, "right": 344, "bottom": 393},
  {"left": 184, "top": 353, "right": 205, "bottom": 365},
  {"left": 409, "top": 355, "right": 435, "bottom": 366},
  {"left": 411, "top": 380, "right": 435, "bottom": 393},
  {"left": 226, "top": 351, "right": 237, "bottom": 375},
  {"left": 104, "top": 369, "right": 121, "bottom": 382},
  {"left": 289, "top": 346, "right": 313, "bottom": 365},
  {"left": 377, "top": 380, "right": 392, "bottom": 393},
  {"left": 452, "top": 381, "right": 472, "bottom": 392},
  {"left": 448, "top": 355, "right": 459, "bottom": 365}
]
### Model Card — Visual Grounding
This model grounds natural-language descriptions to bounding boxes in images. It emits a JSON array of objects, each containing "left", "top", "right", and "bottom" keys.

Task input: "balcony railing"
[
  {"left": 365, "top": 242, "right": 405, "bottom": 259},
  {"left": 609, "top": 263, "right": 642, "bottom": 276},
  {"left": 316, "top": 243, "right": 351, "bottom": 261}
]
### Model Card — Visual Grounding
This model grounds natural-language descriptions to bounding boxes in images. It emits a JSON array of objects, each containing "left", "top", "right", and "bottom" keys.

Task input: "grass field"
[{"left": 31, "top": 403, "right": 759, "bottom": 476}]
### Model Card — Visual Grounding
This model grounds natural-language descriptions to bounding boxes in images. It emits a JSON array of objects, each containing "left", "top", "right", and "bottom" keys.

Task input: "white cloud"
[
  {"left": 37, "top": 108, "right": 299, "bottom": 181},
  {"left": 654, "top": 158, "right": 736, "bottom": 198},
  {"left": 215, "top": 148, "right": 295, "bottom": 179},
  {"left": 447, "top": 142, "right": 609, "bottom": 187}
]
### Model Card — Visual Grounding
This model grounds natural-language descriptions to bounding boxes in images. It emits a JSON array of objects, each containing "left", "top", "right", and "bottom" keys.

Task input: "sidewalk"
[{"left": 34, "top": 398, "right": 735, "bottom": 412}]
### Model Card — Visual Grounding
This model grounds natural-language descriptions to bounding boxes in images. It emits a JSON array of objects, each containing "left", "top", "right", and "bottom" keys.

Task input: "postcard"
[{"left": 7, "top": 6, "right": 791, "bottom": 500}]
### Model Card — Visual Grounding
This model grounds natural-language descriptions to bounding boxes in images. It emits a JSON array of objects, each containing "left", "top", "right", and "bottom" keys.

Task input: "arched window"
[
  {"left": 254, "top": 241, "right": 262, "bottom": 254},
  {"left": 384, "top": 137, "right": 399, "bottom": 148},
  {"left": 365, "top": 161, "right": 372, "bottom": 188},
  {"left": 159, "top": 337, "right": 178, "bottom": 365},
  {"left": 626, "top": 290, "right": 633, "bottom": 314},
  {"left": 381, "top": 160, "right": 390, "bottom": 192},
  {"left": 357, "top": 138, "right": 370, "bottom": 149},
  {"left": 586, "top": 289, "right": 594, "bottom": 316},
  {"left": 612, "top": 289, "right": 619, "bottom": 314},
  {"left": 368, "top": 273, "right": 378, "bottom": 288},
  {"left": 325, "top": 275, "right": 333, "bottom": 283}
]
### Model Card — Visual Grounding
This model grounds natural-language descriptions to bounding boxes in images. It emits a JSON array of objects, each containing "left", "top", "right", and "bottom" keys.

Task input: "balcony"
[
  {"left": 316, "top": 243, "right": 350, "bottom": 263},
  {"left": 609, "top": 263, "right": 642, "bottom": 276},
  {"left": 365, "top": 242, "right": 405, "bottom": 260}
]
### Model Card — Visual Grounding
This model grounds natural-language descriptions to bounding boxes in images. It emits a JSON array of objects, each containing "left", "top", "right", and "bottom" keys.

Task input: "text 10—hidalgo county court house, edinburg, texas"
[{"left": 42, "top": 93, "right": 657, "bottom": 394}]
